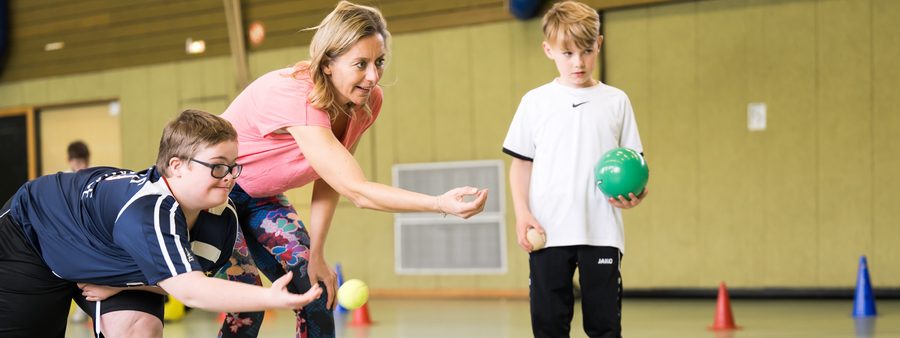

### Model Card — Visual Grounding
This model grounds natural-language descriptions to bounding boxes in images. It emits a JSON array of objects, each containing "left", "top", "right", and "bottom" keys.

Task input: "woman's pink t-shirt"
[{"left": 221, "top": 68, "right": 382, "bottom": 197}]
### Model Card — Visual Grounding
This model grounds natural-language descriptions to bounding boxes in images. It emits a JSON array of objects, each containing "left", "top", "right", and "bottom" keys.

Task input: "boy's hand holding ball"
[{"left": 526, "top": 228, "right": 546, "bottom": 251}]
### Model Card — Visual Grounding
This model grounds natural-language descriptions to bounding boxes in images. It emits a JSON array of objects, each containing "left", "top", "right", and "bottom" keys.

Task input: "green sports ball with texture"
[{"left": 594, "top": 147, "right": 648, "bottom": 201}]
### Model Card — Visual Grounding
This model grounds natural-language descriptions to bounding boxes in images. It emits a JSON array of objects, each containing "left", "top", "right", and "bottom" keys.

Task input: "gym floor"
[{"left": 65, "top": 298, "right": 900, "bottom": 337}]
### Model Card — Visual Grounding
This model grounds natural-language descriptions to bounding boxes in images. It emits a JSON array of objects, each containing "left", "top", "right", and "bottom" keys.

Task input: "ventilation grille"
[{"left": 393, "top": 160, "right": 506, "bottom": 274}]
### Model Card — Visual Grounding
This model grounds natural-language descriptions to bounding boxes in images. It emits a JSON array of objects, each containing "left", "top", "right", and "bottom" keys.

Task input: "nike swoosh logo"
[{"left": 572, "top": 101, "right": 588, "bottom": 108}]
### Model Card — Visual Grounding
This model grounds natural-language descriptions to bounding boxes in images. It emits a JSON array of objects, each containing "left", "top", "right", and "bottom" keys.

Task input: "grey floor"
[{"left": 65, "top": 298, "right": 900, "bottom": 338}]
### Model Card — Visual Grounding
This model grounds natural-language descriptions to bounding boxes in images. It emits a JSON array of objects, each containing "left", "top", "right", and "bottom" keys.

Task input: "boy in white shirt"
[{"left": 502, "top": 2, "right": 648, "bottom": 337}]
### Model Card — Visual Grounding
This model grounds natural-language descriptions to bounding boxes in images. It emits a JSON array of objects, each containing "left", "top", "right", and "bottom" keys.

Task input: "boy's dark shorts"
[{"left": 0, "top": 200, "right": 164, "bottom": 338}]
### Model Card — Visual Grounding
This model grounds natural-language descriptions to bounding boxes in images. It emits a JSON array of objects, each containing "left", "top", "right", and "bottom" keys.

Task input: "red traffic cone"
[
  {"left": 349, "top": 303, "right": 373, "bottom": 326},
  {"left": 709, "top": 282, "right": 740, "bottom": 330}
]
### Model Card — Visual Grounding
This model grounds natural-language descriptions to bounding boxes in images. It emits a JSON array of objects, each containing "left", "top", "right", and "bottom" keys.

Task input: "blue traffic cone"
[
  {"left": 852, "top": 256, "right": 877, "bottom": 317},
  {"left": 335, "top": 263, "right": 348, "bottom": 314}
]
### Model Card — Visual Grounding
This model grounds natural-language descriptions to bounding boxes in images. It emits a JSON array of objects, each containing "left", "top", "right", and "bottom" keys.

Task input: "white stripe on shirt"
[
  {"left": 153, "top": 196, "right": 178, "bottom": 276},
  {"left": 169, "top": 202, "right": 192, "bottom": 273},
  {"left": 226, "top": 202, "right": 240, "bottom": 247},
  {"left": 116, "top": 177, "right": 168, "bottom": 223}
]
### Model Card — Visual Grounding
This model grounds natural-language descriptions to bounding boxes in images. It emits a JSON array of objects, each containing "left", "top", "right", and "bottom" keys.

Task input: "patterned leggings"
[{"left": 217, "top": 184, "right": 334, "bottom": 338}]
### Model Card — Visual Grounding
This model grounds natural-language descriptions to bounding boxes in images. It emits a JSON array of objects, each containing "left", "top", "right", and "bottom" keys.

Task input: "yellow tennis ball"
[
  {"left": 526, "top": 228, "right": 546, "bottom": 251},
  {"left": 337, "top": 279, "right": 369, "bottom": 310},
  {"left": 163, "top": 296, "right": 185, "bottom": 322}
]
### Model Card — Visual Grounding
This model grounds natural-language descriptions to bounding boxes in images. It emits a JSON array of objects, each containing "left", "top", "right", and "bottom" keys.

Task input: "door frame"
[{"left": 0, "top": 107, "right": 37, "bottom": 180}]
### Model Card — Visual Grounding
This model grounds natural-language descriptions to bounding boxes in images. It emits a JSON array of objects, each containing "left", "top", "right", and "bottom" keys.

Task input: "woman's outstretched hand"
[{"left": 437, "top": 187, "right": 488, "bottom": 219}]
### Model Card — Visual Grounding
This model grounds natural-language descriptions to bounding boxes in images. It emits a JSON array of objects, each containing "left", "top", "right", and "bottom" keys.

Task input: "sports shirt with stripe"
[{"left": 8, "top": 166, "right": 238, "bottom": 287}]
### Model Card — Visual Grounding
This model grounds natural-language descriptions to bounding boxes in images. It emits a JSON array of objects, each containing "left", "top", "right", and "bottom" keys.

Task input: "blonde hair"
[
  {"left": 293, "top": 1, "right": 390, "bottom": 121},
  {"left": 542, "top": 1, "right": 600, "bottom": 50},
  {"left": 156, "top": 109, "right": 237, "bottom": 177}
]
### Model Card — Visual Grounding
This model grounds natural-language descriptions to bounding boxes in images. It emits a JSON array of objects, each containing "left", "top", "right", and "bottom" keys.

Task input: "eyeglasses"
[{"left": 190, "top": 158, "right": 242, "bottom": 179}]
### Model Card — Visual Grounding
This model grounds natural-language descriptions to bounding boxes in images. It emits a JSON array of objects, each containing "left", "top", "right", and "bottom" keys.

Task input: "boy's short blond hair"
[
  {"left": 542, "top": 1, "right": 600, "bottom": 50},
  {"left": 155, "top": 109, "right": 238, "bottom": 176}
]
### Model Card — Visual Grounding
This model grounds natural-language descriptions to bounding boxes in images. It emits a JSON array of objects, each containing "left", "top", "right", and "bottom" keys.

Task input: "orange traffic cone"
[
  {"left": 709, "top": 282, "right": 740, "bottom": 330},
  {"left": 349, "top": 303, "right": 373, "bottom": 326}
]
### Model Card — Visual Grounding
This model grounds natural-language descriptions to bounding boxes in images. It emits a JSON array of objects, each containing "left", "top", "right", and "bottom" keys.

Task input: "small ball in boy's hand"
[
  {"left": 526, "top": 228, "right": 546, "bottom": 251},
  {"left": 337, "top": 279, "right": 369, "bottom": 310}
]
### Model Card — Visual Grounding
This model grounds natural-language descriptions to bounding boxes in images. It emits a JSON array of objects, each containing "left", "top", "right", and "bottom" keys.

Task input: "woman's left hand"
[
  {"left": 307, "top": 253, "right": 338, "bottom": 310},
  {"left": 438, "top": 187, "right": 489, "bottom": 219},
  {"left": 77, "top": 283, "right": 121, "bottom": 302}
]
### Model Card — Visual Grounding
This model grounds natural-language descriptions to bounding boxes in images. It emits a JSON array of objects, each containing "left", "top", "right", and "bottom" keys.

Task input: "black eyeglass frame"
[{"left": 190, "top": 158, "right": 242, "bottom": 179}]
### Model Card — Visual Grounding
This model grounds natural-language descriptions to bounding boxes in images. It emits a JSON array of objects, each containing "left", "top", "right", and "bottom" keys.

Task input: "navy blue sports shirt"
[{"left": 7, "top": 166, "right": 238, "bottom": 286}]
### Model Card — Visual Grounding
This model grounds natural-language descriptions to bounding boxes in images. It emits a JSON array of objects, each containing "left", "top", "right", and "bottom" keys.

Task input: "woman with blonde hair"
[{"left": 218, "top": 2, "right": 488, "bottom": 337}]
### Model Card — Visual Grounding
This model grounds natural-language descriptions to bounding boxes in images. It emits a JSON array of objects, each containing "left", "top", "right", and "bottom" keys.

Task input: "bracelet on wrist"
[{"left": 435, "top": 196, "right": 447, "bottom": 218}]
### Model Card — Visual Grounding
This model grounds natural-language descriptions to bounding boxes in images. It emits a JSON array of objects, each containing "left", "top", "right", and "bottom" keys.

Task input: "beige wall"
[
  {"left": 39, "top": 103, "right": 122, "bottom": 175},
  {"left": 606, "top": 0, "right": 900, "bottom": 288},
  {"left": 1, "top": 0, "right": 898, "bottom": 291}
]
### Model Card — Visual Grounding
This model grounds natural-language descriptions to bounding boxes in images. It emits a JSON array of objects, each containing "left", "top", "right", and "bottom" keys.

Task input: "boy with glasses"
[{"left": 0, "top": 109, "right": 321, "bottom": 338}]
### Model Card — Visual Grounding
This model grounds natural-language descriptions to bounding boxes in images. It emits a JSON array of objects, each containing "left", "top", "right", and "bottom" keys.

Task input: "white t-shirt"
[{"left": 503, "top": 79, "right": 643, "bottom": 252}]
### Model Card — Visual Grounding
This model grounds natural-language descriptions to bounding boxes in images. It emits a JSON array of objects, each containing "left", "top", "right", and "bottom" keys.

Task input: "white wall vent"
[{"left": 393, "top": 160, "right": 506, "bottom": 274}]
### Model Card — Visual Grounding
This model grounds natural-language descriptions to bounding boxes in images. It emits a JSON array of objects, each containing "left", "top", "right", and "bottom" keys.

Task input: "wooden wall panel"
[
  {"left": 390, "top": 32, "right": 436, "bottom": 164},
  {"left": 644, "top": 2, "right": 700, "bottom": 287},
  {"left": 468, "top": 22, "right": 520, "bottom": 289},
  {"left": 872, "top": 0, "right": 900, "bottom": 286},
  {"left": 695, "top": 0, "right": 768, "bottom": 287},
  {"left": 754, "top": 0, "right": 819, "bottom": 287},
  {"left": 431, "top": 27, "right": 474, "bottom": 162},
  {"left": 3, "top": 0, "right": 677, "bottom": 83},
  {"left": 816, "top": 0, "right": 873, "bottom": 287},
  {"left": 0, "top": 82, "right": 24, "bottom": 106},
  {"left": 604, "top": 0, "right": 899, "bottom": 288},
  {"left": 6, "top": 1, "right": 229, "bottom": 81},
  {"left": 117, "top": 67, "right": 153, "bottom": 166},
  {"left": 470, "top": 23, "right": 514, "bottom": 161},
  {"left": 604, "top": 7, "right": 654, "bottom": 288},
  {"left": 8, "top": 0, "right": 897, "bottom": 291}
]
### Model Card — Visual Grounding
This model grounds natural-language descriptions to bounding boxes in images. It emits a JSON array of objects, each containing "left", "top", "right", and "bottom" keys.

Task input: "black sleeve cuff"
[{"left": 502, "top": 148, "right": 533, "bottom": 162}]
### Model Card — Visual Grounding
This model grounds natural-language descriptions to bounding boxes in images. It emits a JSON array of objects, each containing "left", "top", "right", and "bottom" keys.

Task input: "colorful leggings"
[{"left": 217, "top": 184, "right": 334, "bottom": 338}]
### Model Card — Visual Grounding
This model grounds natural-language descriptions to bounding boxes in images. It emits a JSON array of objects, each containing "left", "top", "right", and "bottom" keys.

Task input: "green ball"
[
  {"left": 594, "top": 148, "right": 648, "bottom": 201},
  {"left": 337, "top": 279, "right": 369, "bottom": 310}
]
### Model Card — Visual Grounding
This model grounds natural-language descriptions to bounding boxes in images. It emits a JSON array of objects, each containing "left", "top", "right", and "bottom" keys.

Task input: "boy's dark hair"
[
  {"left": 67, "top": 141, "right": 90, "bottom": 161},
  {"left": 155, "top": 109, "right": 238, "bottom": 177}
]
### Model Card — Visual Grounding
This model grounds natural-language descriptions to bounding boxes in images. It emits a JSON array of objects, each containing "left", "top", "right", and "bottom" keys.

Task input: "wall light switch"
[{"left": 748, "top": 102, "right": 766, "bottom": 131}]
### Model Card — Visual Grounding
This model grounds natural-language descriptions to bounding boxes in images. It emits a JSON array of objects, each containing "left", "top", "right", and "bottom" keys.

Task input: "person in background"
[{"left": 67, "top": 140, "right": 90, "bottom": 172}]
